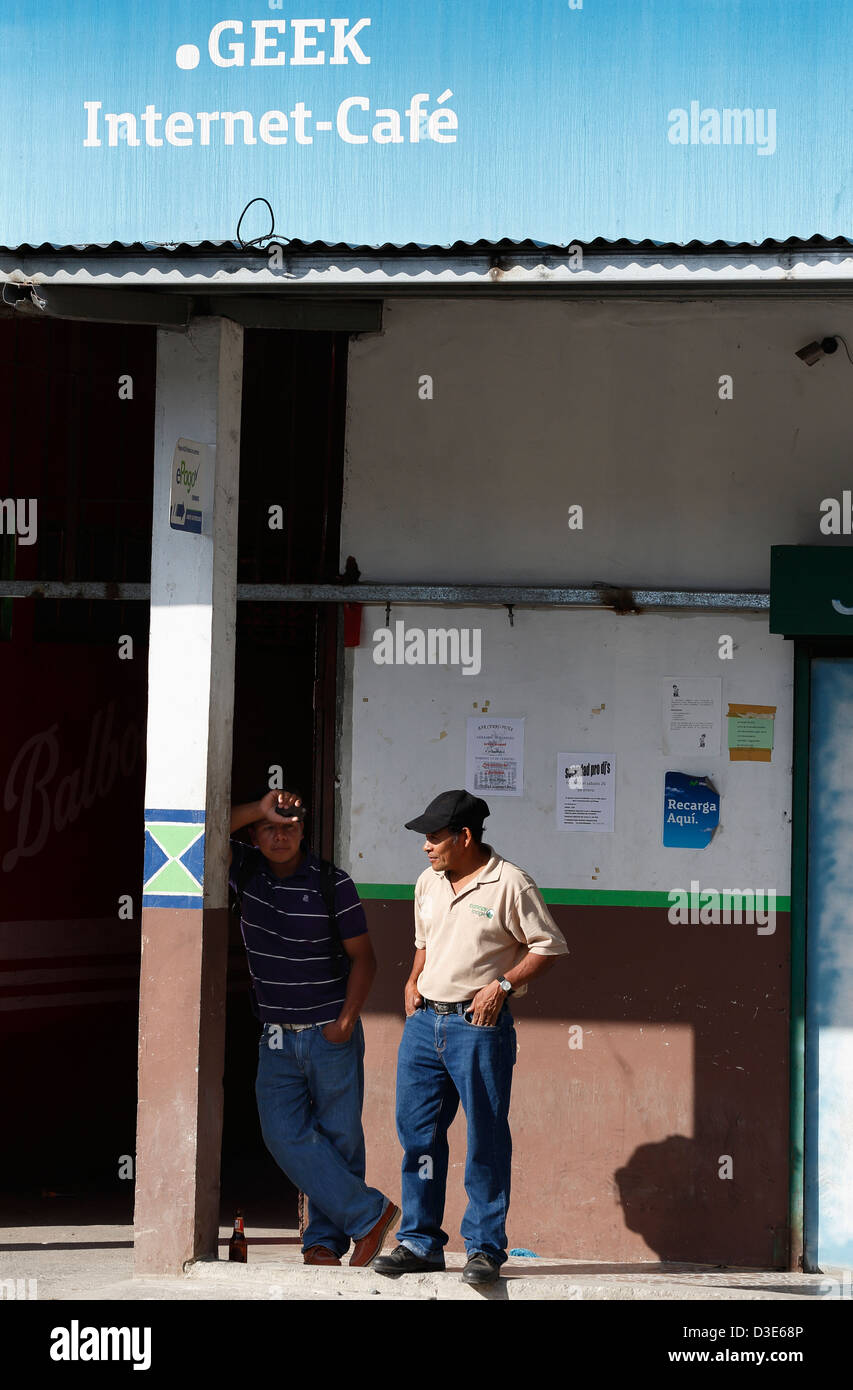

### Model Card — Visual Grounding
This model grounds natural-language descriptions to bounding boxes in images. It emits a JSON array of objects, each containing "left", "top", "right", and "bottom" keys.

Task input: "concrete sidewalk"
[{"left": 0, "top": 1222, "right": 848, "bottom": 1300}]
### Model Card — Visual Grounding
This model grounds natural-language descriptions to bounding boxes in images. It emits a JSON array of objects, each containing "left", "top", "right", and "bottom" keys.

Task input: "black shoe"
[
  {"left": 462, "top": 1251, "right": 500, "bottom": 1285},
  {"left": 371, "top": 1244, "right": 446, "bottom": 1277}
]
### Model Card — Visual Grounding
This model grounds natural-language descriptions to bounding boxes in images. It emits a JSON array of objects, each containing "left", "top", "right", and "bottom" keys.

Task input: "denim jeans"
[
  {"left": 255, "top": 1019, "right": 387, "bottom": 1256},
  {"left": 394, "top": 1004, "right": 517, "bottom": 1266}
]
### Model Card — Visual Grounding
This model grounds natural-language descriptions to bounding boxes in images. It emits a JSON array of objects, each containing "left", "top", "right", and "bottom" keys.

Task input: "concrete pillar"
[{"left": 133, "top": 317, "right": 243, "bottom": 1275}]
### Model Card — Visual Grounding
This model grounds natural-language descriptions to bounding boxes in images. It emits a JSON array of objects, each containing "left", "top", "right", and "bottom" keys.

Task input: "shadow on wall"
[{"left": 613, "top": 1135, "right": 773, "bottom": 1265}]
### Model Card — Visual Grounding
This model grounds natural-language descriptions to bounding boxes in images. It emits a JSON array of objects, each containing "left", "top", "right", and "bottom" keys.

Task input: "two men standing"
[{"left": 230, "top": 785, "right": 567, "bottom": 1284}]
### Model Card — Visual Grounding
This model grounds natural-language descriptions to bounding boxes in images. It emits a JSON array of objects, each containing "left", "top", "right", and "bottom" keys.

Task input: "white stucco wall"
[
  {"left": 341, "top": 297, "right": 853, "bottom": 590},
  {"left": 336, "top": 297, "right": 812, "bottom": 891}
]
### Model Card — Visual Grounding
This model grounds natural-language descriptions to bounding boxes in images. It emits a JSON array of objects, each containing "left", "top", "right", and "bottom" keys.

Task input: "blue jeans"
[
  {"left": 255, "top": 1019, "right": 387, "bottom": 1256},
  {"left": 394, "top": 1004, "right": 517, "bottom": 1266}
]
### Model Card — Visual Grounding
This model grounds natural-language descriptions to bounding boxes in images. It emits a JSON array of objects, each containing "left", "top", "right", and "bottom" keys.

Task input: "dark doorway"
[
  {"left": 0, "top": 314, "right": 155, "bottom": 1224},
  {"left": 221, "top": 327, "right": 348, "bottom": 1219}
]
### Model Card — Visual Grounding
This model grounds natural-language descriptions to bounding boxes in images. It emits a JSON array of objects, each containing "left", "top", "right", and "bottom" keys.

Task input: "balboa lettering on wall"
[
  {"left": 0, "top": 0, "right": 850, "bottom": 247},
  {"left": 2, "top": 702, "right": 143, "bottom": 874}
]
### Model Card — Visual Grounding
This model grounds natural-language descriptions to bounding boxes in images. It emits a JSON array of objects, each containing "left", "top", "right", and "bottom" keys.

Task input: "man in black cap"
[{"left": 373, "top": 789, "right": 569, "bottom": 1285}]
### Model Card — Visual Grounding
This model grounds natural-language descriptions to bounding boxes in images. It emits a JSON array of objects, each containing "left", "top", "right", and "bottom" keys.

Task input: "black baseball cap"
[{"left": 405, "top": 789, "right": 490, "bottom": 835}]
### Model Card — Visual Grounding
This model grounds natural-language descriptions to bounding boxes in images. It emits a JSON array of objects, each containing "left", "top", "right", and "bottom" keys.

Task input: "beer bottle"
[{"left": 229, "top": 1209, "right": 247, "bottom": 1262}]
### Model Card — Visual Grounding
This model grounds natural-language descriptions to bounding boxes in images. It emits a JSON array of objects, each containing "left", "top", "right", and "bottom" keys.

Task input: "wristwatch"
[{"left": 497, "top": 976, "right": 514, "bottom": 995}]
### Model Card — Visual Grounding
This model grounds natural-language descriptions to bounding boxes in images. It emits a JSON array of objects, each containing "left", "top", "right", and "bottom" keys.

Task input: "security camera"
[{"left": 795, "top": 336, "right": 839, "bottom": 365}]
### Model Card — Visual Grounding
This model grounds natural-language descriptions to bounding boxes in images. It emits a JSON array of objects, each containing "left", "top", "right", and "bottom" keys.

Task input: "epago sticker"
[{"left": 169, "top": 438, "right": 214, "bottom": 534}]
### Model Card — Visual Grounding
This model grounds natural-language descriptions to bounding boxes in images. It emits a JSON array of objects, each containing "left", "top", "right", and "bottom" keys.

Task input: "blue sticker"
[{"left": 663, "top": 772, "right": 719, "bottom": 849}]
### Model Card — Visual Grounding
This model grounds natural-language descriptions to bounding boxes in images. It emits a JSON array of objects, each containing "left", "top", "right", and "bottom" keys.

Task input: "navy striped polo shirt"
[{"left": 229, "top": 837, "right": 368, "bottom": 1026}]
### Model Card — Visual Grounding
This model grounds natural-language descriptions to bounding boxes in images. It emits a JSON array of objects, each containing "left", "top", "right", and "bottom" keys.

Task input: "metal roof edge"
[
  {"left": 3, "top": 234, "right": 853, "bottom": 257},
  {"left": 7, "top": 237, "right": 853, "bottom": 300}
]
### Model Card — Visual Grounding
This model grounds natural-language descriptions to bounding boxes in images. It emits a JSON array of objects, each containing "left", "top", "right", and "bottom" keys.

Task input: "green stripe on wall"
[
  {"left": 356, "top": 884, "right": 791, "bottom": 911},
  {"left": 357, "top": 883, "right": 416, "bottom": 900}
]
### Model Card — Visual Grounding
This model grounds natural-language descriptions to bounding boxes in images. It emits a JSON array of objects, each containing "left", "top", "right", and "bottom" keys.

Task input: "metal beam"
[
  {"left": 0, "top": 581, "right": 151, "bottom": 599},
  {"left": 0, "top": 285, "right": 382, "bottom": 331},
  {"left": 198, "top": 295, "right": 382, "bottom": 331},
  {"left": 1, "top": 285, "right": 191, "bottom": 327},
  {"left": 0, "top": 579, "right": 770, "bottom": 612},
  {"left": 234, "top": 583, "right": 769, "bottom": 611}
]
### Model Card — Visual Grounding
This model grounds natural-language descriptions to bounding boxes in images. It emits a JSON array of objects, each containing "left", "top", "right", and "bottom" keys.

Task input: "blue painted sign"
[{"left": 1, "top": 1, "right": 851, "bottom": 248}]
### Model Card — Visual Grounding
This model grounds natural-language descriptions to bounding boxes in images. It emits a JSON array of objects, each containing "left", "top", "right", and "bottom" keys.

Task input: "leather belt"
[
  {"left": 266, "top": 1022, "right": 318, "bottom": 1032},
  {"left": 422, "top": 998, "right": 473, "bottom": 1015}
]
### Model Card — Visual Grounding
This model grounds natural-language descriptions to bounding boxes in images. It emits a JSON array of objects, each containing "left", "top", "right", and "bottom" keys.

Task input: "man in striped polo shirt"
[{"left": 229, "top": 788, "right": 398, "bottom": 1267}]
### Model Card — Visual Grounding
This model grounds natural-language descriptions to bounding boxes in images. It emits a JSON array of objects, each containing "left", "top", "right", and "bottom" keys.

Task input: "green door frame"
[
  {"left": 789, "top": 640, "right": 809, "bottom": 1271},
  {"left": 788, "top": 635, "right": 853, "bottom": 1272}
]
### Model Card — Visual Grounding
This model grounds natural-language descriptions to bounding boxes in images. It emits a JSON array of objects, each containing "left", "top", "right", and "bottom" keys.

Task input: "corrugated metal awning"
[{"left": 4, "top": 237, "right": 853, "bottom": 303}]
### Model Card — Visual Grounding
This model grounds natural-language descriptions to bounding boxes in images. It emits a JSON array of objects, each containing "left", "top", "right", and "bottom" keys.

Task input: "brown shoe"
[
  {"left": 303, "top": 1245, "right": 342, "bottom": 1266},
  {"left": 349, "top": 1200, "right": 400, "bottom": 1267}
]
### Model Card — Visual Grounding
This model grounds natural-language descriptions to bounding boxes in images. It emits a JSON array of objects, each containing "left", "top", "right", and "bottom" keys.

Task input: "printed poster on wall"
[
  {"left": 662, "top": 677, "right": 722, "bottom": 755},
  {"left": 727, "top": 703, "right": 776, "bottom": 762},
  {"left": 466, "top": 717, "right": 524, "bottom": 796},
  {"left": 556, "top": 752, "right": 615, "bottom": 832},
  {"left": 663, "top": 771, "right": 720, "bottom": 848}
]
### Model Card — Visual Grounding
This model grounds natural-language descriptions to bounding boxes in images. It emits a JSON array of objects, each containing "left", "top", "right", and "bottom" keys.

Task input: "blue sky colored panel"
[{"left": 0, "top": 1, "right": 850, "bottom": 247}]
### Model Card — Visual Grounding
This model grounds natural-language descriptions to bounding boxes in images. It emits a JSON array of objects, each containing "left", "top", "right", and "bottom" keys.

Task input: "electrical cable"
[
  {"left": 236, "top": 197, "right": 289, "bottom": 251},
  {"left": 831, "top": 334, "right": 853, "bottom": 366}
]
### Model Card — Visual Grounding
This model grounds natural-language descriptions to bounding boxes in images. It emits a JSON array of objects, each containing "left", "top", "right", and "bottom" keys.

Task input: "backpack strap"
[
  {"left": 317, "top": 857, "right": 348, "bottom": 972},
  {"left": 232, "top": 852, "right": 258, "bottom": 906},
  {"left": 230, "top": 848, "right": 262, "bottom": 923},
  {"left": 230, "top": 848, "right": 263, "bottom": 1019}
]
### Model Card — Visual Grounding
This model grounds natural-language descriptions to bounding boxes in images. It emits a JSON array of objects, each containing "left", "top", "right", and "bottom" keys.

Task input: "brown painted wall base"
[
  {"left": 133, "top": 906, "right": 229, "bottom": 1276},
  {"left": 359, "top": 901, "right": 790, "bottom": 1267}
]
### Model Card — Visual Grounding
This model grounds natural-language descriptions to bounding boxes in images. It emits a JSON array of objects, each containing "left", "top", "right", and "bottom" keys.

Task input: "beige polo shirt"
[{"left": 414, "top": 845, "right": 568, "bottom": 1002}]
